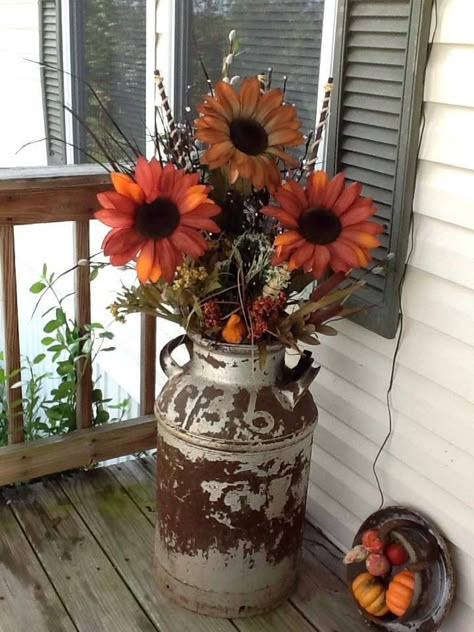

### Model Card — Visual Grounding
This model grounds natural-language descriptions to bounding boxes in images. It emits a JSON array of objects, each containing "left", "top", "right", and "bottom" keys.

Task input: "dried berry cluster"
[
  {"left": 249, "top": 292, "right": 287, "bottom": 340},
  {"left": 202, "top": 300, "right": 222, "bottom": 329}
]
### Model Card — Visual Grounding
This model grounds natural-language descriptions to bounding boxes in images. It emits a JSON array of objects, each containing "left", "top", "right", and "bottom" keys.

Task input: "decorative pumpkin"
[
  {"left": 386, "top": 570, "right": 415, "bottom": 617},
  {"left": 352, "top": 572, "right": 389, "bottom": 617},
  {"left": 222, "top": 314, "right": 247, "bottom": 344}
]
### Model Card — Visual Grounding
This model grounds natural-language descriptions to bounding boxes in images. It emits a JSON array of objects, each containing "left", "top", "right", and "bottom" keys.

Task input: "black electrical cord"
[{"left": 372, "top": 0, "right": 439, "bottom": 510}]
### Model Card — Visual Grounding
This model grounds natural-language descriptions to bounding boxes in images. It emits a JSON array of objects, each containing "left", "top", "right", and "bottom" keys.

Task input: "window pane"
[
  {"left": 71, "top": 0, "right": 147, "bottom": 164},
  {"left": 189, "top": 0, "right": 325, "bottom": 132}
]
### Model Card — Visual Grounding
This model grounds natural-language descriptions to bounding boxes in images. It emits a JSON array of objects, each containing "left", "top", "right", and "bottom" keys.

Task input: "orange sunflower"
[
  {"left": 262, "top": 171, "right": 383, "bottom": 279},
  {"left": 195, "top": 77, "right": 304, "bottom": 191},
  {"left": 95, "top": 157, "right": 220, "bottom": 283}
]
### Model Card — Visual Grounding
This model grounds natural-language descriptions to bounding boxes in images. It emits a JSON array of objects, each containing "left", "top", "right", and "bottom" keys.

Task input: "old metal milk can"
[{"left": 155, "top": 334, "right": 319, "bottom": 617}]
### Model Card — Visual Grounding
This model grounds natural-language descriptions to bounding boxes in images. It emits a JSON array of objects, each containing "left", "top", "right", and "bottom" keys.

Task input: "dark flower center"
[
  {"left": 229, "top": 118, "right": 268, "bottom": 155},
  {"left": 298, "top": 207, "right": 342, "bottom": 245},
  {"left": 135, "top": 197, "right": 180, "bottom": 240}
]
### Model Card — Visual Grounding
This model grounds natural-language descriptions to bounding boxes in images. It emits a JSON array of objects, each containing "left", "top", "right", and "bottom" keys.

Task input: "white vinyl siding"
[{"left": 306, "top": 0, "right": 474, "bottom": 629}]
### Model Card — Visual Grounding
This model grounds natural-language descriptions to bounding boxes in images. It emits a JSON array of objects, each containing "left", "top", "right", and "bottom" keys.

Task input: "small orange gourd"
[
  {"left": 352, "top": 572, "right": 389, "bottom": 617},
  {"left": 222, "top": 314, "right": 247, "bottom": 344},
  {"left": 386, "top": 569, "right": 415, "bottom": 617}
]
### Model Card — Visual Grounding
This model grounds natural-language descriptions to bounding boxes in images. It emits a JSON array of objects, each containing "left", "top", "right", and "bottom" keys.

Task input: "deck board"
[
  {"left": 0, "top": 456, "right": 368, "bottom": 632},
  {"left": 0, "top": 501, "right": 76, "bottom": 632}
]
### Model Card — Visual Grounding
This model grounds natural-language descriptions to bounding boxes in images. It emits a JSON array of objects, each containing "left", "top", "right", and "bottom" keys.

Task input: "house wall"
[
  {"left": 0, "top": 0, "right": 46, "bottom": 167},
  {"left": 306, "top": 0, "right": 474, "bottom": 629}
]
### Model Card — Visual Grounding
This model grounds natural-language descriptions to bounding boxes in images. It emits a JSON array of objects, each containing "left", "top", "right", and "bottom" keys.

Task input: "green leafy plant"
[{"left": 0, "top": 265, "right": 130, "bottom": 447}]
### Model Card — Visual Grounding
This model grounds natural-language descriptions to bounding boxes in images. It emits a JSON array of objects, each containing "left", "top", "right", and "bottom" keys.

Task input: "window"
[
  {"left": 182, "top": 0, "right": 328, "bottom": 134},
  {"left": 326, "top": 0, "right": 433, "bottom": 338},
  {"left": 40, "top": 0, "right": 148, "bottom": 166}
]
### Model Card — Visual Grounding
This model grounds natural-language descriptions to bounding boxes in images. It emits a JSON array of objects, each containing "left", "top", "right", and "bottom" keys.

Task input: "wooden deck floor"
[{"left": 0, "top": 456, "right": 368, "bottom": 632}]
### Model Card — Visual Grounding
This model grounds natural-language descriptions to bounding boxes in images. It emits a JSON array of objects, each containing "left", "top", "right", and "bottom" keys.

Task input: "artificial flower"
[
  {"left": 261, "top": 171, "right": 383, "bottom": 279},
  {"left": 195, "top": 77, "right": 304, "bottom": 190},
  {"left": 95, "top": 157, "right": 220, "bottom": 283}
]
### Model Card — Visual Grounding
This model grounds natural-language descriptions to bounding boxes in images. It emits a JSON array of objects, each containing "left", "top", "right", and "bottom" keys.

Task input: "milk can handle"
[
  {"left": 160, "top": 335, "right": 193, "bottom": 378},
  {"left": 279, "top": 350, "right": 320, "bottom": 410}
]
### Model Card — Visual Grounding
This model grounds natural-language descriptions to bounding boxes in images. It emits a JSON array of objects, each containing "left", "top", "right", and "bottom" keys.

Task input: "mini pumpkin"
[
  {"left": 222, "top": 314, "right": 247, "bottom": 344},
  {"left": 352, "top": 572, "right": 389, "bottom": 617},
  {"left": 386, "top": 569, "right": 415, "bottom": 617}
]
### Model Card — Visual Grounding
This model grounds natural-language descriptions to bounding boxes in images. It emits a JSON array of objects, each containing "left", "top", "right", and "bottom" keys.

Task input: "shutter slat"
[
  {"left": 351, "top": 1, "right": 410, "bottom": 18},
  {"left": 343, "top": 107, "right": 400, "bottom": 130},
  {"left": 40, "top": 0, "right": 66, "bottom": 165},
  {"left": 343, "top": 122, "right": 399, "bottom": 145}
]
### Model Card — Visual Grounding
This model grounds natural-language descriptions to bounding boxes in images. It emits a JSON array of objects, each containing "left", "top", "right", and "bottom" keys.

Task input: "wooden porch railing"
[{"left": 0, "top": 167, "right": 157, "bottom": 486}]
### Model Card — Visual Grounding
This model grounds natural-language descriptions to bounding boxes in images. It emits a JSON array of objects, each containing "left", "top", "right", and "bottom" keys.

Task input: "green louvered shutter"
[
  {"left": 39, "top": 0, "right": 66, "bottom": 165},
  {"left": 326, "top": 0, "right": 433, "bottom": 338}
]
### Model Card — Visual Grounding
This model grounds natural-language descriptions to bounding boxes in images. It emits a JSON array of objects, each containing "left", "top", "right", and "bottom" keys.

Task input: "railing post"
[
  {"left": 73, "top": 220, "right": 93, "bottom": 429},
  {"left": 0, "top": 225, "right": 24, "bottom": 443},
  {"left": 140, "top": 314, "right": 156, "bottom": 415}
]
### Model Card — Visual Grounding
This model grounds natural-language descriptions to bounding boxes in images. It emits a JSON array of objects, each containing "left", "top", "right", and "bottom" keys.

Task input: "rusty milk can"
[{"left": 155, "top": 334, "right": 319, "bottom": 617}]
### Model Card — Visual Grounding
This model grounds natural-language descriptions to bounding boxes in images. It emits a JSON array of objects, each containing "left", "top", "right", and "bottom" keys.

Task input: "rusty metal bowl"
[{"left": 346, "top": 506, "right": 455, "bottom": 631}]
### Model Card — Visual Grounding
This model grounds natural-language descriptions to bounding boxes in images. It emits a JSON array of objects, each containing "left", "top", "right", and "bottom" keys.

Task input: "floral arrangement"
[{"left": 94, "top": 32, "right": 383, "bottom": 351}]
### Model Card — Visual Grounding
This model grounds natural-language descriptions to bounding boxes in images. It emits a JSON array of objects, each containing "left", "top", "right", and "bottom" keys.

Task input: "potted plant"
[{"left": 93, "top": 39, "right": 383, "bottom": 618}]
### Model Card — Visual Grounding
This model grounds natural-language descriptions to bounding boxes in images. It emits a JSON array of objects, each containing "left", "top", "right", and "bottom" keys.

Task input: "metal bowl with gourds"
[{"left": 346, "top": 507, "right": 455, "bottom": 631}]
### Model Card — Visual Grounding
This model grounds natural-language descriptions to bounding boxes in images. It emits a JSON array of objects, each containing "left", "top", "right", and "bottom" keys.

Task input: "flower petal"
[
  {"left": 180, "top": 215, "right": 220, "bottom": 232},
  {"left": 110, "top": 239, "right": 142, "bottom": 266},
  {"left": 340, "top": 230, "right": 381, "bottom": 249},
  {"left": 136, "top": 240, "right": 155, "bottom": 283},
  {"left": 328, "top": 240, "right": 359, "bottom": 269},
  {"left": 255, "top": 88, "right": 284, "bottom": 123},
  {"left": 268, "top": 129, "right": 304, "bottom": 147},
  {"left": 97, "top": 191, "right": 137, "bottom": 213},
  {"left": 340, "top": 202, "right": 378, "bottom": 226},
  {"left": 307, "top": 171, "right": 329, "bottom": 208},
  {"left": 274, "top": 230, "right": 303, "bottom": 246},
  {"left": 239, "top": 77, "right": 260, "bottom": 117},
  {"left": 289, "top": 242, "right": 315, "bottom": 269},
  {"left": 348, "top": 220, "right": 384, "bottom": 235},
  {"left": 134, "top": 156, "right": 154, "bottom": 200},
  {"left": 261, "top": 205, "right": 299, "bottom": 228},
  {"left": 201, "top": 141, "right": 234, "bottom": 167},
  {"left": 158, "top": 238, "right": 180, "bottom": 282},
  {"left": 332, "top": 181, "right": 362, "bottom": 216},
  {"left": 170, "top": 227, "right": 206, "bottom": 259},
  {"left": 103, "top": 228, "right": 143, "bottom": 256},
  {"left": 215, "top": 80, "right": 240, "bottom": 118},
  {"left": 312, "top": 245, "right": 331, "bottom": 280},
  {"left": 94, "top": 208, "right": 135, "bottom": 229},
  {"left": 274, "top": 187, "right": 305, "bottom": 217},
  {"left": 322, "top": 172, "right": 346, "bottom": 209},
  {"left": 111, "top": 172, "right": 145, "bottom": 204}
]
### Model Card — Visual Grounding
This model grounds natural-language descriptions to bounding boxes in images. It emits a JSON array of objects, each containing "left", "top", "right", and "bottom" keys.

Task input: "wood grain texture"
[
  {"left": 109, "top": 458, "right": 318, "bottom": 632},
  {"left": 0, "top": 184, "right": 111, "bottom": 225},
  {"left": 0, "top": 501, "right": 76, "bottom": 632},
  {"left": 140, "top": 314, "right": 157, "bottom": 415},
  {"left": 0, "top": 415, "right": 155, "bottom": 486},
  {"left": 4, "top": 481, "right": 157, "bottom": 632},
  {"left": 73, "top": 221, "right": 93, "bottom": 429},
  {"left": 0, "top": 225, "right": 24, "bottom": 443},
  {"left": 59, "top": 467, "right": 236, "bottom": 632}
]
